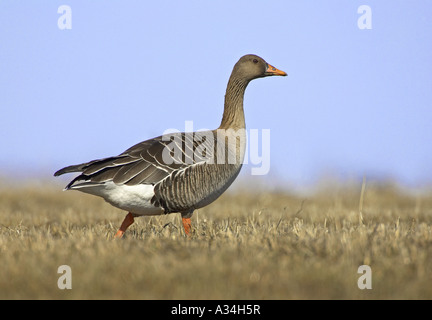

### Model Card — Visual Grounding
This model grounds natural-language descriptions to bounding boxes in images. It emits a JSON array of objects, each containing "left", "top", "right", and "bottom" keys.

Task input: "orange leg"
[
  {"left": 182, "top": 217, "right": 192, "bottom": 236},
  {"left": 114, "top": 212, "right": 135, "bottom": 238}
]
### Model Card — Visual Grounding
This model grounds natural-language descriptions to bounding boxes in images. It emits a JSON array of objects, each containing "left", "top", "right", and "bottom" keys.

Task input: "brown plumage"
[{"left": 54, "top": 54, "right": 286, "bottom": 237}]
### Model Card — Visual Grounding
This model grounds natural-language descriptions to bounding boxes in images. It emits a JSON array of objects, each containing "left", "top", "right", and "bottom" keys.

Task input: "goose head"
[{"left": 231, "top": 54, "right": 287, "bottom": 82}]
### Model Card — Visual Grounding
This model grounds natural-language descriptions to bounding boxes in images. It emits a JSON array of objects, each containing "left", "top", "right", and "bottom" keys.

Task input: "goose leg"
[
  {"left": 182, "top": 217, "right": 192, "bottom": 235},
  {"left": 181, "top": 212, "right": 193, "bottom": 236},
  {"left": 114, "top": 212, "right": 136, "bottom": 238}
]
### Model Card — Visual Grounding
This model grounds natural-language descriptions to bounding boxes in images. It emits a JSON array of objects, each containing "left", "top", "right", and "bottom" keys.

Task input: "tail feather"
[
  {"left": 64, "top": 174, "right": 90, "bottom": 190},
  {"left": 54, "top": 164, "right": 85, "bottom": 177},
  {"left": 54, "top": 158, "right": 105, "bottom": 177},
  {"left": 54, "top": 158, "right": 115, "bottom": 190}
]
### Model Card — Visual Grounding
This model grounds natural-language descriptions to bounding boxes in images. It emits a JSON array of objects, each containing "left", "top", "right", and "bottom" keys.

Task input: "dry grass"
[{"left": 1, "top": 180, "right": 432, "bottom": 299}]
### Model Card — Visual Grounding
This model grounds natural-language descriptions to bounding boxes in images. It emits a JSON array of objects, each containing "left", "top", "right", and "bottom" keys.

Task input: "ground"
[{"left": 0, "top": 180, "right": 431, "bottom": 299}]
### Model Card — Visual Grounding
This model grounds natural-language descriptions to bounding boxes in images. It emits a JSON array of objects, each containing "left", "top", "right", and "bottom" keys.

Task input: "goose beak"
[{"left": 265, "top": 64, "right": 287, "bottom": 76}]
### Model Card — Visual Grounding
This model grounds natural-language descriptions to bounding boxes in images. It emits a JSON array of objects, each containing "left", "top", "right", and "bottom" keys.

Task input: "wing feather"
[{"left": 56, "top": 131, "right": 218, "bottom": 190}]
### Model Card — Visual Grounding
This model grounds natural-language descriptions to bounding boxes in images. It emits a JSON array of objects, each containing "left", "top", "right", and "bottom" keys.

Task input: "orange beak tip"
[{"left": 266, "top": 64, "right": 287, "bottom": 76}]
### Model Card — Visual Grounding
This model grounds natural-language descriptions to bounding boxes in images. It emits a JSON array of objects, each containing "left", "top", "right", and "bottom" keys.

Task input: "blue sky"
[{"left": 0, "top": 1, "right": 431, "bottom": 191}]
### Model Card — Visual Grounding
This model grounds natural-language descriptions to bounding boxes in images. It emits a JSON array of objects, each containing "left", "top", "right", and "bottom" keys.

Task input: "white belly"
[{"left": 71, "top": 181, "right": 164, "bottom": 216}]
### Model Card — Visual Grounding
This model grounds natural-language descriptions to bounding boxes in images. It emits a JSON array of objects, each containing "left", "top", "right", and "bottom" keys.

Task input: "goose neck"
[{"left": 219, "top": 77, "right": 249, "bottom": 130}]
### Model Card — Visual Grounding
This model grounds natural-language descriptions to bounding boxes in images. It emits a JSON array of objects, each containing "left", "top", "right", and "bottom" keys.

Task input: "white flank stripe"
[{"left": 71, "top": 181, "right": 164, "bottom": 216}]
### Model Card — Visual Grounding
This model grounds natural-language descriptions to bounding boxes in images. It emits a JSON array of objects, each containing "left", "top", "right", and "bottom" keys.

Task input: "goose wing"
[{"left": 54, "top": 131, "right": 216, "bottom": 190}]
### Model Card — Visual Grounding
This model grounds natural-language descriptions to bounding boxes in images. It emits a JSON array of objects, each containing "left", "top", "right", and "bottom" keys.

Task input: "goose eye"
[{"left": 253, "top": 59, "right": 258, "bottom": 64}]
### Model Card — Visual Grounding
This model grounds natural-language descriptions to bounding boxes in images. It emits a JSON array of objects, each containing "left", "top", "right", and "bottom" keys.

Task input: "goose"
[{"left": 54, "top": 54, "right": 286, "bottom": 237}]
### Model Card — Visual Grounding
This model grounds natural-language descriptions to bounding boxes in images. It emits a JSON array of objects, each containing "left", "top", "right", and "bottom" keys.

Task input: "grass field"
[{"left": 1, "top": 179, "right": 431, "bottom": 299}]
